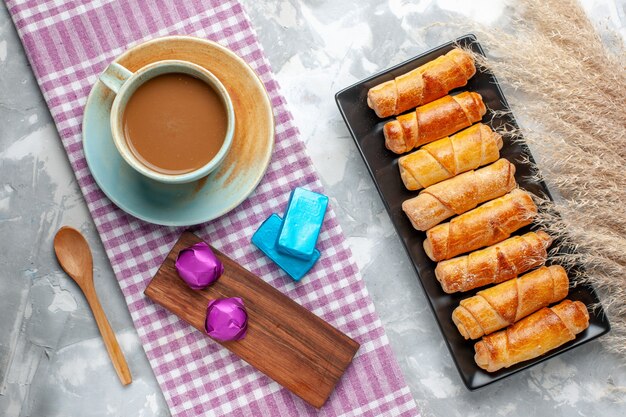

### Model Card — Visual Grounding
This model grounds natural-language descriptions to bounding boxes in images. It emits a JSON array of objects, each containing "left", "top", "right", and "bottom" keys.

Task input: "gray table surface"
[{"left": 1, "top": 1, "right": 625, "bottom": 416}]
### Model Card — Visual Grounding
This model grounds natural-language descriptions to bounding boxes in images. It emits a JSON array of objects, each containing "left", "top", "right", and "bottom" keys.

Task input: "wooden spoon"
[{"left": 53, "top": 226, "right": 132, "bottom": 386}]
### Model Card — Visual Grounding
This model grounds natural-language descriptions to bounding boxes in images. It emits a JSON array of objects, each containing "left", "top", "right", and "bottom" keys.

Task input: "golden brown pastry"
[
  {"left": 474, "top": 300, "right": 589, "bottom": 372},
  {"left": 452, "top": 265, "right": 569, "bottom": 340},
  {"left": 402, "top": 159, "right": 516, "bottom": 231},
  {"left": 367, "top": 48, "right": 476, "bottom": 118},
  {"left": 423, "top": 189, "right": 537, "bottom": 262},
  {"left": 383, "top": 92, "right": 486, "bottom": 154},
  {"left": 435, "top": 231, "right": 552, "bottom": 293},
  {"left": 399, "top": 123, "right": 503, "bottom": 191}
]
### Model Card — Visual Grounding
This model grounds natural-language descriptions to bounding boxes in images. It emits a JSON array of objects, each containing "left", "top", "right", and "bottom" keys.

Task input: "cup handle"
[{"left": 99, "top": 62, "right": 133, "bottom": 94}]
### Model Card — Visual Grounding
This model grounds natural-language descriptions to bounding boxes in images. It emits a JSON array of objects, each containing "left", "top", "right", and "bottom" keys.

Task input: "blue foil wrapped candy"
[
  {"left": 205, "top": 297, "right": 248, "bottom": 341},
  {"left": 175, "top": 242, "right": 224, "bottom": 290},
  {"left": 252, "top": 213, "right": 320, "bottom": 281},
  {"left": 277, "top": 187, "right": 328, "bottom": 260}
]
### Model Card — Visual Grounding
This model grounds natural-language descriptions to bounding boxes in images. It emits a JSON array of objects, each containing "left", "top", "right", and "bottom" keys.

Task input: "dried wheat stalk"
[{"left": 461, "top": 0, "right": 626, "bottom": 356}]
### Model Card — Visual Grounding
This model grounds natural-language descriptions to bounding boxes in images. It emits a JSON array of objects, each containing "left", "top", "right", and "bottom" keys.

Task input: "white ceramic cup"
[{"left": 99, "top": 60, "right": 235, "bottom": 184}]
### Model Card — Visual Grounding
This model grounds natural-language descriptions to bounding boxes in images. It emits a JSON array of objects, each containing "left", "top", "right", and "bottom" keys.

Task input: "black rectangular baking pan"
[{"left": 335, "top": 34, "right": 610, "bottom": 390}]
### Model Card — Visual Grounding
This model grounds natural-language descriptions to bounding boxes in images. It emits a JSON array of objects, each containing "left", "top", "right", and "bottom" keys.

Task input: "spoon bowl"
[{"left": 54, "top": 227, "right": 94, "bottom": 286}]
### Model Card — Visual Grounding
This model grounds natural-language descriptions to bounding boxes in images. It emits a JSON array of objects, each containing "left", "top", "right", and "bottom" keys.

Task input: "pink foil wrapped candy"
[
  {"left": 205, "top": 297, "right": 248, "bottom": 341},
  {"left": 175, "top": 242, "right": 224, "bottom": 290}
]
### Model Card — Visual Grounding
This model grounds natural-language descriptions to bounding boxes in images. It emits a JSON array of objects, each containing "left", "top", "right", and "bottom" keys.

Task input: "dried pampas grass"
[{"left": 463, "top": 0, "right": 626, "bottom": 356}]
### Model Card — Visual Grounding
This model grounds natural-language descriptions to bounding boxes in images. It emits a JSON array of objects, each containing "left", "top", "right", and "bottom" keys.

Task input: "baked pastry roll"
[
  {"left": 435, "top": 231, "right": 552, "bottom": 293},
  {"left": 398, "top": 123, "right": 503, "bottom": 191},
  {"left": 423, "top": 189, "right": 537, "bottom": 262},
  {"left": 474, "top": 300, "right": 589, "bottom": 372},
  {"left": 367, "top": 48, "right": 476, "bottom": 118},
  {"left": 383, "top": 92, "right": 486, "bottom": 154},
  {"left": 452, "top": 265, "right": 569, "bottom": 340},
  {"left": 402, "top": 159, "right": 516, "bottom": 231}
]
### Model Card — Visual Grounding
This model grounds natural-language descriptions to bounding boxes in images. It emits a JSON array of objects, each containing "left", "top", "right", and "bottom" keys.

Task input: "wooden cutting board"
[{"left": 144, "top": 231, "right": 360, "bottom": 408}]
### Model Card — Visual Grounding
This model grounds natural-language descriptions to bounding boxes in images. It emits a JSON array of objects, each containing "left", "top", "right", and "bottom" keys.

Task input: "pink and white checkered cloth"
[{"left": 6, "top": 1, "right": 419, "bottom": 415}]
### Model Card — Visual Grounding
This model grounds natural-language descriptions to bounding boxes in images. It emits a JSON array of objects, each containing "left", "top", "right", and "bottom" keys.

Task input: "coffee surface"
[{"left": 123, "top": 73, "right": 228, "bottom": 174}]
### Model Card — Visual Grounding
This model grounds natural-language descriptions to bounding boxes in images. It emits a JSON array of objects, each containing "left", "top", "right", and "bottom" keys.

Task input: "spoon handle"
[{"left": 83, "top": 287, "right": 132, "bottom": 386}]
